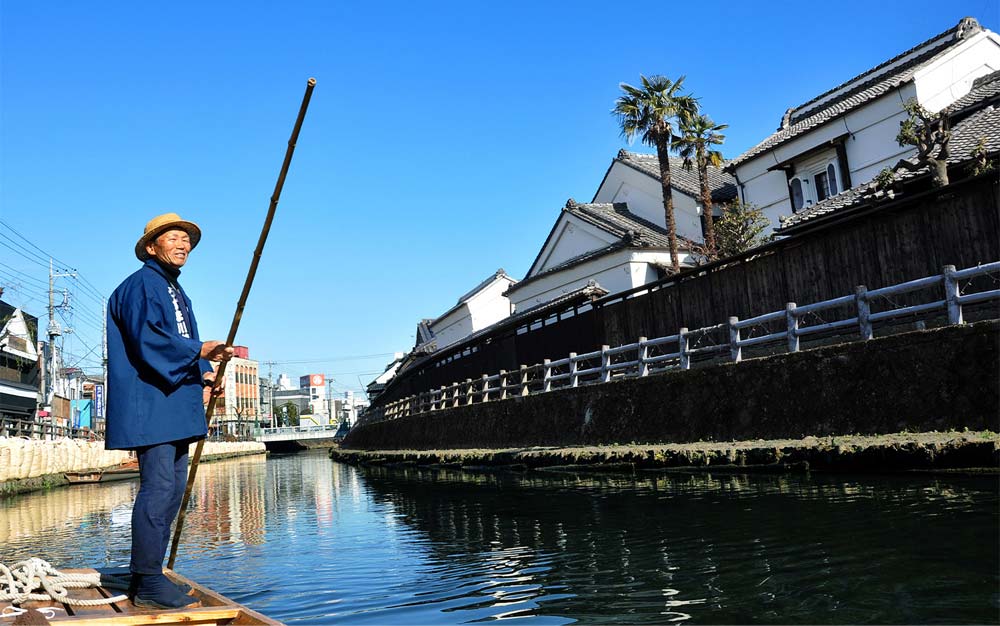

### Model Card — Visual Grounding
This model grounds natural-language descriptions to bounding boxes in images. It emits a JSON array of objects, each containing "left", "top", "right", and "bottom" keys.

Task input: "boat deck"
[{"left": 2, "top": 568, "right": 281, "bottom": 625}]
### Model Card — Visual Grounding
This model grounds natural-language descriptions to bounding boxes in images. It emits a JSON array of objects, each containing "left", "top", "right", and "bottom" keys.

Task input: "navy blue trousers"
[{"left": 130, "top": 441, "right": 188, "bottom": 574}]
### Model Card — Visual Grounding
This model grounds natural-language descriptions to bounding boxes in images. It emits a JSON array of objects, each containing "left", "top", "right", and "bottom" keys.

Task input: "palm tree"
[
  {"left": 674, "top": 111, "right": 728, "bottom": 260},
  {"left": 614, "top": 75, "right": 695, "bottom": 273}
]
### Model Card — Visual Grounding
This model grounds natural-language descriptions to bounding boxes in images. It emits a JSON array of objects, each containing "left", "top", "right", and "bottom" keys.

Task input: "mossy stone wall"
[{"left": 344, "top": 321, "right": 999, "bottom": 451}]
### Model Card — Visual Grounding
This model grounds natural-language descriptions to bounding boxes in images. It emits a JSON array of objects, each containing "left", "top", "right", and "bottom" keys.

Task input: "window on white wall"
[
  {"left": 790, "top": 160, "right": 841, "bottom": 210},
  {"left": 815, "top": 171, "right": 829, "bottom": 201}
]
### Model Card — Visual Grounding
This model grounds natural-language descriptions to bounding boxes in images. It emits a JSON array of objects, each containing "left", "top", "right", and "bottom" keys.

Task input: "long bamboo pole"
[{"left": 167, "top": 77, "right": 316, "bottom": 569}]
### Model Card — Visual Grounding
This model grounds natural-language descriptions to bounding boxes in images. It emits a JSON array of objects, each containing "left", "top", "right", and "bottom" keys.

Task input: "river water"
[{"left": 1, "top": 450, "right": 997, "bottom": 624}]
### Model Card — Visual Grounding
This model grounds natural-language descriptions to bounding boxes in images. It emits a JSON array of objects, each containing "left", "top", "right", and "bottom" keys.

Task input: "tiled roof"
[
  {"left": 454, "top": 268, "right": 516, "bottom": 305},
  {"left": 395, "top": 282, "right": 609, "bottom": 376},
  {"left": 414, "top": 269, "right": 518, "bottom": 351},
  {"left": 615, "top": 150, "right": 738, "bottom": 202},
  {"left": 945, "top": 70, "right": 1000, "bottom": 113},
  {"left": 778, "top": 96, "right": 1000, "bottom": 232},
  {"left": 568, "top": 201, "right": 674, "bottom": 248},
  {"left": 729, "top": 17, "right": 984, "bottom": 169},
  {"left": 511, "top": 201, "right": 695, "bottom": 296}
]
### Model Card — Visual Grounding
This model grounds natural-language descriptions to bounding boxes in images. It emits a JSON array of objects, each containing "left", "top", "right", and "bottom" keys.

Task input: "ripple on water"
[{"left": 2, "top": 452, "right": 997, "bottom": 624}]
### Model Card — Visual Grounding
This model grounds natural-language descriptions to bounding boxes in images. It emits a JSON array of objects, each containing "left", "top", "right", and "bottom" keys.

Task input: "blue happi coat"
[{"left": 105, "top": 259, "right": 212, "bottom": 450}]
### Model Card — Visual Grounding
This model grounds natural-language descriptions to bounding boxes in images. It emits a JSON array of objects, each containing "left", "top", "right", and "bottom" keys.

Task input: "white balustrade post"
[
  {"left": 465, "top": 379, "right": 473, "bottom": 405},
  {"left": 452, "top": 384, "right": 460, "bottom": 408},
  {"left": 679, "top": 329, "right": 690, "bottom": 370},
  {"left": 856, "top": 285, "right": 873, "bottom": 340},
  {"left": 543, "top": 359, "right": 552, "bottom": 393},
  {"left": 499, "top": 370, "right": 508, "bottom": 400},
  {"left": 638, "top": 337, "right": 649, "bottom": 377},
  {"left": 439, "top": 386, "right": 446, "bottom": 410},
  {"left": 729, "top": 317, "right": 741, "bottom": 362},
  {"left": 601, "top": 345, "right": 611, "bottom": 382},
  {"left": 786, "top": 303, "right": 799, "bottom": 352},
  {"left": 482, "top": 374, "right": 490, "bottom": 402},
  {"left": 568, "top": 353, "right": 578, "bottom": 388},
  {"left": 943, "top": 265, "right": 963, "bottom": 325},
  {"left": 520, "top": 365, "right": 529, "bottom": 396}
]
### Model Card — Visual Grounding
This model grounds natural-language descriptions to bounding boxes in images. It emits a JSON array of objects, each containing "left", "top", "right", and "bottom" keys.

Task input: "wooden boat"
[
  {"left": 65, "top": 459, "right": 140, "bottom": 484},
  {"left": 1, "top": 567, "right": 281, "bottom": 625},
  {"left": 64, "top": 467, "right": 140, "bottom": 484}
]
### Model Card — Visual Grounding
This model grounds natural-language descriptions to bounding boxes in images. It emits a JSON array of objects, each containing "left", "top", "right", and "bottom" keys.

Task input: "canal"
[{"left": 1, "top": 450, "right": 997, "bottom": 624}]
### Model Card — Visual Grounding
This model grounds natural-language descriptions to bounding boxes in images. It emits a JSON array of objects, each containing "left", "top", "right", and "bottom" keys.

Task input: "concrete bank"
[
  {"left": 344, "top": 321, "right": 999, "bottom": 451},
  {"left": 0, "top": 440, "right": 267, "bottom": 497},
  {"left": 330, "top": 431, "right": 1000, "bottom": 473}
]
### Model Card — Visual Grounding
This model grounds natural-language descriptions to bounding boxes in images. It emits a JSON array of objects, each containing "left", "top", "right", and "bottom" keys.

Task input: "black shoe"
[
  {"left": 132, "top": 573, "right": 199, "bottom": 609},
  {"left": 171, "top": 580, "right": 193, "bottom": 595}
]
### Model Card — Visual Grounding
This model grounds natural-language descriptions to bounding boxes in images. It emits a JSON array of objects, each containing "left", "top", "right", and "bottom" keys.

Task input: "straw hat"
[{"left": 135, "top": 213, "right": 202, "bottom": 261}]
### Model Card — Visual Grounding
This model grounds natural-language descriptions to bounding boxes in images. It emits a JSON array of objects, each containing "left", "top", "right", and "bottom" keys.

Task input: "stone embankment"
[
  {"left": 345, "top": 321, "right": 999, "bottom": 451},
  {"left": 330, "top": 431, "right": 999, "bottom": 474},
  {"left": 0, "top": 438, "right": 266, "bottom": 497}
]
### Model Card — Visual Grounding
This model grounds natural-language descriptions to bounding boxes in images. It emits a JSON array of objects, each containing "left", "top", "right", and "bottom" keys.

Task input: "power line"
[
  {"left": 0, "top": 239, "right": 50, "bottom": 269},
  {"left": 0, "top": 219, "right": 75, "bottom": 271},
  {"left": 0, "top": 261, "right": 47, "bottom": 286},
  {"left": 0, "top": 219, "right": 106, "bottom": 299},
  {"left": 0, "top": 275, "right": 49, "bottom": 300}
]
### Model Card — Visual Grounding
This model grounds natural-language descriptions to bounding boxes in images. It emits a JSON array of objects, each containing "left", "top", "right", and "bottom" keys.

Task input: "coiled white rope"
[{"left": 0, "top": 558, "right": 128, "bottom": 607}]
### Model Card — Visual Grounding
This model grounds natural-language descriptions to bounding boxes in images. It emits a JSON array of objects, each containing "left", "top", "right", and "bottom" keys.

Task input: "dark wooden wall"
[{"left": 373, "top": 177, "right": 999, "bottom": 408}]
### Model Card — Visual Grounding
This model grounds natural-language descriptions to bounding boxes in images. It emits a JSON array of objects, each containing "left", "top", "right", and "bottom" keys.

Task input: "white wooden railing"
[
  {"left": 363, "top": 262, "right": 1000, "bottom": 424},
  {"left": 256, "top": 423, "right": 341, "bottom": 442}
]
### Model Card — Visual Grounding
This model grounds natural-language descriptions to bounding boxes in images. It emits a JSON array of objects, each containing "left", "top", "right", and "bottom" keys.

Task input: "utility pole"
[
  {"left": 101, "top": 299, "right": 107, "bottom": 425},
  {"left": 46, "top": 258, "right": 76, "bottom": 438},
  {"left": 327, "top": 376, "right": 335, "bottom": 425},
  {"left": 264, "top": 360, "right": 276, "bottom": 427},
  {"left": 48, "top": 258, "right": 58, "bottom": 411}
]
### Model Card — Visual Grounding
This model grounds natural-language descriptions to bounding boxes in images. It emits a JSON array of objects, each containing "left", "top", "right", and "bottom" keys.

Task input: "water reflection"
[
  {"left": 0, "top": 478, "right": 136, "bottom": 567},
  {"left": 1, "top": 452, "right": 996, "bottom": 625},
  {"left": 357, "top": 466, "right": 999, "bottom": 625}
]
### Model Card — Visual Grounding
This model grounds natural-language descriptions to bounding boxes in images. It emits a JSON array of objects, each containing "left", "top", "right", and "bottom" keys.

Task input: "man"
[{"left": 106, "top": 213, "right": 233, "bottom": 609}]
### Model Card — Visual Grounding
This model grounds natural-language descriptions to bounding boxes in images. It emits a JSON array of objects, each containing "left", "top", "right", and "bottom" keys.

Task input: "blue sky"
[{"left": 1, "top": 1, "right": 996, "bottom": 396}]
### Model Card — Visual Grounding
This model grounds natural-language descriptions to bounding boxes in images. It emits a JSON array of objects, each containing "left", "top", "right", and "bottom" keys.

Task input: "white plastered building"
[
  {"left": 727, "top": 17, "right": 1000, "bottom": 231},
  {"left": 506, "top": 199, "right": 693, "bottom": 311},
  {"left": 413, "top": 269, "right": 517, "bottom": 353},
  {"left": 592, "top": 149, "right": 738, "bottom": 242}
]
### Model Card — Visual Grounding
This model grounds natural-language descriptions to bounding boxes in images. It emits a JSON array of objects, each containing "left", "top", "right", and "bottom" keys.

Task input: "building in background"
[
  {"left": 212, "top": 345, "right": 259, "bottom": 440},
  {"left": 0, "top": 300, "right": 40, "bottom": 429},
  {"left": 297, "top": 374, "right": 328, "bottom": 425},
  {"left": 270, "top": 373, "right": 331, "bottom": 426},
  {"left": 334, "top": 390, "right": 368, "bottom": 427}
]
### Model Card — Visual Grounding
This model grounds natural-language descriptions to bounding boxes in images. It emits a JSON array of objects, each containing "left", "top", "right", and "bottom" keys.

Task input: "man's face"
[{"left": 146, "top": 229, "right": 192, "bottom": 269}]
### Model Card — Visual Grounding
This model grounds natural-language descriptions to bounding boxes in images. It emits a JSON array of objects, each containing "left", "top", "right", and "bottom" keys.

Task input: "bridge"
[{"left": 255, "top": 424, "right": 345, "bottom": 451}]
